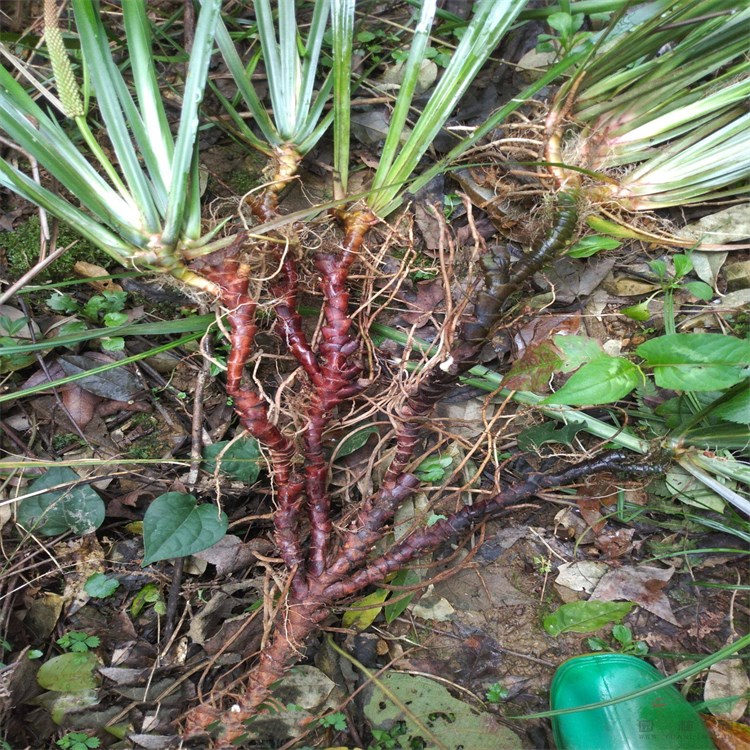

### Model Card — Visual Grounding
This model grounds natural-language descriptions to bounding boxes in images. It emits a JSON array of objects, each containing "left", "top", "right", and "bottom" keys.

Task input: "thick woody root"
[
  {"left": 187, "top": 450, "right": 664, "bottom": 746},
  {"left": 193, "top": 241, "right": 305, "bottom": 570},
  {"left": 185, "top": 199, "right": 587, "bottom": 745},
  {"left": 305, "top": 208, "right": 378, "bottom": 578}
]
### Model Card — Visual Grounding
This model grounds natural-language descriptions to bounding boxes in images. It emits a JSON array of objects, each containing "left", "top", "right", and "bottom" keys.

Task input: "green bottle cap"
[{"left": 550, "top": 653, "right": 715, "bottom": 750}]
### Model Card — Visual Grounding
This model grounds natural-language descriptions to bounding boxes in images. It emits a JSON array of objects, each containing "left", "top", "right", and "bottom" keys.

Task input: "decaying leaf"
[
  {"left": 554, "top": 561, "right": 609, "bottom": 598},
  {"left": 364, "top": 671, "right": 523, "bottom": 750},
  {"left": 704, "top": 659, "right": 750, "bottom": 721},
  {"left": 591, "top": 565, "right": 678, "bottom": 625},
  {"left": 702, "top": 714, "right": 750, "bottom": 750}
]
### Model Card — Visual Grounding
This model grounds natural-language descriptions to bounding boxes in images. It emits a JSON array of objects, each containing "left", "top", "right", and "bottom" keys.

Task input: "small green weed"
[
  {"left": 57, "top": 631, "right": 100, "bottom": 653},
  {"left": 317, "top": 711, "right": 348, "bottom": 732},
  {"left": 369, "top": 721, "right": 409, "bottom": 750},
  {"left": 56, "top": 732, "right": 100, "bottom": 750},
  {"left": 47, "top": 289, "right": 129, "bottom": 351},
  {"left": 485, "top": 682, "right": 510, "bottom": 704},
  {"left": 621, "top": 252, "right": 713, "bottom": 324},
  {"left": 414, "top": 455, "right": 453, "bottom": 483},
  {"left": 536, "top": 11, "right": 592, "bottom": 54},
  {"left": 588, "top": 624, "right": 649, "bottom": 656}
]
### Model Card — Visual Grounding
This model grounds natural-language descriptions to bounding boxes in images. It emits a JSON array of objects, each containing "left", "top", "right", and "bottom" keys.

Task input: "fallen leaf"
[
  {"left": 684, "top": 203, "right": 750, "bottom": 244},
  {"left": 58, "top": 354, "right": 144, "bottom": 401},
  {"left": 400, "top": 279, "right": 445, "bottom": 326},
  {"left": 591, "top": 565, "right": 678, "bottom": 625},
  {"left": 192, "top": 535, "right": 270, "bottom": 576},
  {"left": 577, "top": 495, "right": 605, "bottom": 534},
  {"left": 410, "top": 585, "right": 455, "bottom": 621},
  {"left": 691, "top": 251, "right": 727, "bottom": 290},
  {"left": 503, "top": 340, "right": 563, "bottom": 392},
  {"left": 704, "top": 659, "right": 750, "bottom": 721},
  {"left": 73, "top": 261, "right": 122, "bottom": 292},
  {"left": 512, "top": 313, "right": 581, "bottom": 359},
  {"left": 62, "top": 384, "right": 99, "bottom": 428},
  {"left": 595, "top": 527, "right": 635, "bottom": 558},
  {"left": 702, "top": 714, "right": 750, "bottom": 750},
  {"left": 555, "top": 561, "right": 609, "bottom": 599},
  {"left": 364, "top": 672, "right": 523, "bottom": 750},
  {"left": 544, "top": 600, "right": 634, "bottom": 635}
]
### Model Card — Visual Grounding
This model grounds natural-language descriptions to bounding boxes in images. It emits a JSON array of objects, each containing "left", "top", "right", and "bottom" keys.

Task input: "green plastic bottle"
[{"left": 550, "top": 654, "right": 716, "bottom": 750}]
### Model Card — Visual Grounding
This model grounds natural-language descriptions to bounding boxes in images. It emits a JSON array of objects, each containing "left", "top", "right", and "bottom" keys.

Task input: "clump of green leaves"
[
  {"left": 57, "top": 631, "right": 100, "bottom": 653},
  {"left": 485, "top": 682, "right": 510, "bottom": 704},
  {"left": 588, "top": 624, "right": 649, "bottom": 656},
  {"left": 370, "top": 722, "right": 409, "bottom": 749},
  {"left": 130, "top": 582, "right": 166, "bottom": 617},
  {"left": 56, "top": 732, "right": 100, "bottom": 750},
  {"left": 536, "top": 11, "right": 591, "bottom": 55},
  {"left": 415, "top": 455, "right": 454, "bottom": 483},
  {"left": 47, "top": 289, "right": 130, "bottom": 351},
  {"left": 621, "top": 252, "right": 713, "bottom": 323},
  {"left": 317, "top": 711, "right": 348, "bottom": 731}
]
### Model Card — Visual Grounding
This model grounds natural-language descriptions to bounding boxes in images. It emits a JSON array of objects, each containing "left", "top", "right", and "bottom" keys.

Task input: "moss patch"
[{"left": 2, "top": 215, "right": 114, "bottom": 282}]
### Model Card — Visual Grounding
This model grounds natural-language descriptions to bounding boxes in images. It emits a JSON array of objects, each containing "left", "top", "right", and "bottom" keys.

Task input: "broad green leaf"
[
  {"left": 384, "top": 569, "right": 421, "bottom": 624},
  {"left": 202, "top": 438, "right": 261, "bottom": 483},
  {"left": 567, "top": 234, "right": 621, "bottom": 258},
  {"left": 84, "top": 573, "right": 120, "bottom": 599},
  {"left": 683, "top": 281, "right": 713, "bottom": 301},
  {"left": 672, "top": 254, "right": 692, "bottom": 279},
  {"left": 342, "top": 588, "right": 390, "bottom": 631},
  {"left": 17, "top": 467, "right": 105, "bottom": 536},
  {"left": 37, "top": 652, "right": 100, "bottom": 692},
  {"left": 141, "top": 493, "right": 228, "bottom": 566},
  {"left": 544, "top": 357, "right": 643, "bottom": 405},
  {"left": 637, "top": 334, "right": 750, "bottom": 391},
  {"left": 333, "top": 426, "right": 380, "bottom": 459},
  {"left": 543, "top": 601, "right": 635, "bottom": 636},
  {"left": 552, "top": 334, "right": 605, "bottom": 372}
]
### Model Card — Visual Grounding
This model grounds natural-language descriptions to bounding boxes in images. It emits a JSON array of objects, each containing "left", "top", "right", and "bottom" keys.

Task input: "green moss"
[
  {"left": 228, "top": 150, "right": 268, "bottom": 194},
  {"left": 2, "top": 215, "right": 114, "bottom": 281},
  {"left": 52, "top": 432, "right": 83, "bottom": 451},
  {"left": 126, "top": 414, "right": 170, "bottom": 459}
]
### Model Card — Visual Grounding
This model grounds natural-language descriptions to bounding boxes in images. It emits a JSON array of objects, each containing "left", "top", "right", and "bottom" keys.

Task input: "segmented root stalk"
[
  {"left": 193, "top": 240, "right": 305, "bottom": 570},
  {"left": 510, "top": 190, "right": 578, "bottom": 286},
  {"left": 305, "top": 208, "right": 377, "bottom": 578},
  {"left": 189, "top": 451, "right": 662, "bottom": 747}
]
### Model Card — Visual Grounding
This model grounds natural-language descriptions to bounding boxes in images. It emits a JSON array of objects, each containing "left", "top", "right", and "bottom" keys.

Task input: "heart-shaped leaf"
[
  {"left": 17, "top": 467, "right": 105, "bottom": 536},
  {"left": 142, "top": 493, "right": 228, "bottom": 566}
]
